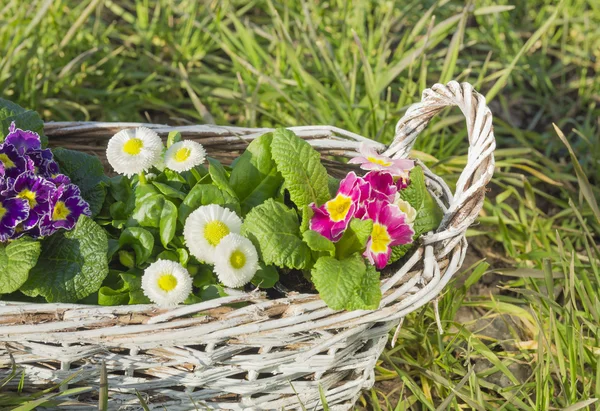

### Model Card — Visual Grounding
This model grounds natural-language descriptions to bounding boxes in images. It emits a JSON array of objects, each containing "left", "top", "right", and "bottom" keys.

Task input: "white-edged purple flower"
[
  {"left": 0, "top": 144, "right": 31, "bottom": 179},
  {"left": 39, "top": 184, "right": 91, "bottom": 236},
  {"left": 4, "top": 122, "right": 42, "bottom": 155},
  {"left": 5, "top": 171, "right": 56, "bottom": 230},
  {"left": 0, "top": 196, "right": 29, "bottom": 242}
]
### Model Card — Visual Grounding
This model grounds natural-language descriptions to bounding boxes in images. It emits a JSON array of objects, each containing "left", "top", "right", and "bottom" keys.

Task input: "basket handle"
[{"left": 383, "top": 81, "right": 496, "bottom": 234}]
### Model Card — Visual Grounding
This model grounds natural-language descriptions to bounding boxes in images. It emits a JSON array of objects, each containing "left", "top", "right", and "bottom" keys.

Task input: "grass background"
[{"left": 1, "top": 0, "right": 600, "bottom": 409}]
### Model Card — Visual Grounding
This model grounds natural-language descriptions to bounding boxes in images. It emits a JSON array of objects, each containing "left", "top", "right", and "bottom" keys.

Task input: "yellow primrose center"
[
  {"left": 174, "top": 147, "right": 191, "bottom": 163},
  {"left": 325, "top": 194, "right": 352, "bottom": 222},
  {"left": 52, "top": 201, "right": 71, "bottom": 221},
  {"left": 204, "top": 220, "right": 230, "bottom": 246},
  {"left": 370, "top": 223, "right": 391, "bottom": 253},
  {"left": 0, "top": 204, "right": 6, "bottom": 220},
  {"left": 0, "top": 154, "right": 15, "bottom": 169},
  {"left": 367, "top": 156, "right": 392, "bottom": 167},
  {"left": 123, "top": 138, "right": 144, "bottom": 155},
  {"left": 230, "top": 250, "right": 247, "bottom": 269},
  {"left": 157, "top": 273, "right": 178, "bottom": 292},
  {"left": 17, "top": 189, "right": 37, "bottom": 207}
]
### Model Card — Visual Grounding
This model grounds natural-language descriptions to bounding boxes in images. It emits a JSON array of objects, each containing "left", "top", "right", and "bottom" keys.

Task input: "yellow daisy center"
[
  {"left": 229, "top": 250, "right": 246, "bottom": 269},
  {"left": 52, "top": 201, "right": 71, "bottom": 221},
  {"left": 17, "top": 189, "right": 37, "bottom": 207},
  {"left": 0, "top": 204, "right": 6, "bottom": 220},
  {"left": 325, "top": 194, "right": 352, "bottom": 222},
  {"left": 0, "top": 154, "right": 15, "bottom": 169},
  {"left": 370, "top": 223, "right": 391, "bottom": 253},
  {"left": 174, "top": 147, "right": 191, "bottom": 163},
  {"left": 157, "top": 273, "right": 178, "bottom": 292},
  {"left": 204, "top": 220, "right": 230, "bottom": 246},
  {"left": 367, "top": 156, "right": 392, "bottom": 167},
  {"left": 123, "top": 138, "right": 144, "bottom": 155}
]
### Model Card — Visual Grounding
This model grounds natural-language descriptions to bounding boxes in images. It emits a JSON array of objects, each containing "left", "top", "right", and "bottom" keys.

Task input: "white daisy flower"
[
  {"left": 106, "top": 127, "right": 164, "bottom": 177},
  {"left": 141, "top": 259, "right": 193, "bottom": 307},
  {"left": 183, "top": 204, "right": 242, "bottom": 264},
  {"left": 394, "top": 194, "right": 417, "bottom": 225},
  {"left": 164, "top": 140, "right": 206, "bottom": 172},
  {"left": 213, "top": 233, "right": 259, "bottom": 288}
]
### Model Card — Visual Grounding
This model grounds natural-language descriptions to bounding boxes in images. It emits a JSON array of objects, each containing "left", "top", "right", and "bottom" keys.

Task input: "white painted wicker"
[{"left": 0, "top": 81, "right": 495, "bottom": 410}]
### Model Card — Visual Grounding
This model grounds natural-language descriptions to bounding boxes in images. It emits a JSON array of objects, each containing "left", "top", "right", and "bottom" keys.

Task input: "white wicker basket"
[{"left": 0, "top": 81, "right": 495, "bottom": 410}]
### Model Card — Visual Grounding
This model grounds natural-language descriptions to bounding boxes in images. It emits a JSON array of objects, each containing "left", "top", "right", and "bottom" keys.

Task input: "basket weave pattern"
[{"left": 0, "top": 81, "right": 495, "bottom": 410}]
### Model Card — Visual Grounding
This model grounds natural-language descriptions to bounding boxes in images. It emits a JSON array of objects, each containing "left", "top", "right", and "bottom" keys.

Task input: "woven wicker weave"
[{"left": 0, "top": 81, "right": 495, "bottom": 410}]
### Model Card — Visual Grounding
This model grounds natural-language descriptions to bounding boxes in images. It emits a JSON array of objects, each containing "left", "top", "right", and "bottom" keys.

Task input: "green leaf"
[
  {"left": 99, "top": 271, "right": 150, "bottom": 306},
  {"left": 0, "top": 98, "right": 46, "bottom": 146},
  {"left": 229, "top": 132, "right": 284, "bottom": 215},
  {"left": 345, "top": 264, "right": 381, "bottom": 310},
  {"left": 241, "top": 198, "right": 311, "bottom": 269},
  {"left": 52, "top": 148, "right": 107, "bottom": 217},
  {"left": 302, "top": 230, "right": 335, "bottom": 257},
  {"left": 207, "top": 157, "right": 237, "bottom": 199},
  {"left": 19, "top": 217, "right": 109, "bottom": 303},
  {"left": 251, "top": 263, "right": 280, "bottom": 288},
  {"left": 192, "top": 264, "right": 216, "bottom": 288},
  {"left": 166, "top": 131, "right": 182, "bottom": 148},
  {"left": 122, "top": 273, "right": 151, "bottom": 304},
  {"left": 109, "top": 175, "right": 133, "bottom": 203},
  {"left": 335, "top": 218, "right": 373, "bottom": 259},
  {"left": 0, "top": 237, "right": 41, "bottom": 294},
  {"left": 119, "top": 227, "right": 154, "bottom": 265},
  {"left": 311, "top": 253, "right": 367, "bottom": 310},
  {"left": 159, "top": 200, "right": 177, "bottom": 248},
  {"left": 270, "top": 128, "right": 330, "bottom": 207},
  {"left": 178, "top": 183, "right": 226, "bottom": 224},
  {"left": 98, "top": 285, "right": 130, "bottom": 306},
  {"left": 152, "top": 181, "right": 186, "bottom": 201},
  {"left": 130, "top": 184, "right": 164, "bottom": 227}
]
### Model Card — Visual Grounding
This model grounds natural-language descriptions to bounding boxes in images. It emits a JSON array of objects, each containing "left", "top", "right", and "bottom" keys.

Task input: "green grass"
[{"left": 1, "top": 0, "right": 599, "bottom": 409}]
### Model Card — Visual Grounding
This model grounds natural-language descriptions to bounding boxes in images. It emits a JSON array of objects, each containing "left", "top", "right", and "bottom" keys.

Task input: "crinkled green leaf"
[
  {"left": 20, "top": 217, "right": 109, "bottom": 303},
  {"left": 345, "top": 264, "right": 381, "bottom": 310},
  {"left": 119, "top": 227, "right": 154, "bottom": 265},
  {"left": 242, "top": 198, "right": 311, "bottom": 269},
  {"left": 159, "top": 200, "right": 177, "bottom": 248},
  {"left": 335, "top": 218, "right": 373, "bottom": 259},
  {"left": 270, "top": 128, "right": 330, "bottom": 207},
  {"left": 300, "top": 205, "right": 313, "bottom": 234},
  {"left": 229, "top": 132, "right": 283, "bottom": 215},
  {"left": 311, "top": 253, "right": 367, "bottom": 310},
  {"left": 302, "top": 230, "right": 335, "bottom": 256},
  {"left": 0, "top": 237, "right": 41, "bottom": 294},
  {"left": 53, "top": 148, "right": 107, "bottom": 217}
]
